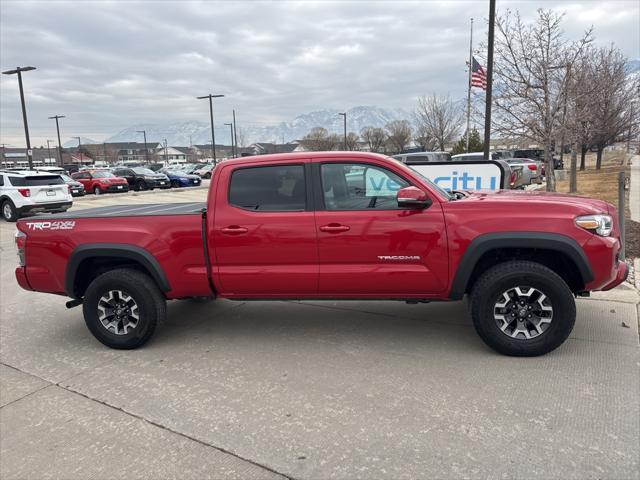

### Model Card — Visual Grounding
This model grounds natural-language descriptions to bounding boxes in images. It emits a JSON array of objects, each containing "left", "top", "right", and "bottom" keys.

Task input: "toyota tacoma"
[{"left": 14, "top": 152, "right": 628, "bottom": 356}]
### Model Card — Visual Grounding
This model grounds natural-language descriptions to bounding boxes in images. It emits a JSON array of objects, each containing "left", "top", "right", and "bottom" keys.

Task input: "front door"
[
  {"left": 211, "top": 161, "right": 318, "bottom": 296},
  {"left": 314, "top": 161, "right": 448, "bottom": 296}
]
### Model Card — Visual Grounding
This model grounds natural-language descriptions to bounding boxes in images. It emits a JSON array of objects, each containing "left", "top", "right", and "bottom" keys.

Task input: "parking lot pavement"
[{"left": 1, "top": 191, "right": 639, "bottom": 479}]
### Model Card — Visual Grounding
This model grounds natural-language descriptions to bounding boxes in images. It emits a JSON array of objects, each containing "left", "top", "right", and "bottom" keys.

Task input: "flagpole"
[{"left": 466, "top": 18, "right": 473, "bottom": 153}]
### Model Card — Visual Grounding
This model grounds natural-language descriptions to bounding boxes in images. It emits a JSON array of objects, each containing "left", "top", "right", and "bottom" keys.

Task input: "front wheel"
[
  {"left": 470, "top": 261, "right": 576, "bottom": 357},
  {"left": 82, "top": 269, "right": 166, "bottom": 349}
]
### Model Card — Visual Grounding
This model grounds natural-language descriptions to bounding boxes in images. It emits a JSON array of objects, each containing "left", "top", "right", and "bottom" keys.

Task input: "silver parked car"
[
  {"left": 504, "top": 158, "right": 543, "bottom": 188},
  {"left": 393, "top": 151, "right": 452, "bottom": 164}
]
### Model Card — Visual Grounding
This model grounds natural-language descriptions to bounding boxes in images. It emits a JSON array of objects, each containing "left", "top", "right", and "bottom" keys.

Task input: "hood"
[{"left": 462, "top": 189, "right": 612, "bottom": 215}]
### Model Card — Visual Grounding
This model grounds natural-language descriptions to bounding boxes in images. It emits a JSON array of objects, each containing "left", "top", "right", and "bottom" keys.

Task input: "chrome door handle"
[
  {"left": 221, "top": 226, "right": 248, "bottom": 235},
  {"left": 319, "top": 224, "right": 350, "bottom": 233}
]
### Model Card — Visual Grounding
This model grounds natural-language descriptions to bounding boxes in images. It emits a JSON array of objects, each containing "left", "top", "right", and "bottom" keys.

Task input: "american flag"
[{"left": 470, "top": 56, "right": 487, "bottom": 90}]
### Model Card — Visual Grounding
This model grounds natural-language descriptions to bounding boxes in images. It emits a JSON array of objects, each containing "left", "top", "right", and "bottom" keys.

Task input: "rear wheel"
[
  {"left": 93, "top": 186, "right": 102, "bottom": 195},
  {"left": 82, "top": 269, "right": 166, "bottom": 349},
  {"left": 470, "top": 261, "right": 575, "bottom": 356},
  {"left": 2, "top": 200, "right": 17, "bottom": 222},
  {"left": 204, "top": 172, "right": 211, "bottom": 179},
  {"left": 171, "top": 180, "right": 181, "bottom": 188}
]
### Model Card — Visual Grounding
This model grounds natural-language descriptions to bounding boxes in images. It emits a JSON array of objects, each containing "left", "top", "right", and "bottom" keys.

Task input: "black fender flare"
[
  {"left": 65, "top": 243, "right": 171, "bottom": 298},
  {"left": 448, "top": 232, "right": 594, "bottom": 300}
]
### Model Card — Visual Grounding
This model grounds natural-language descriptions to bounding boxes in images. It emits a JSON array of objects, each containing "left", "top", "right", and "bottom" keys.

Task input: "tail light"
[
  {"left": 510, "top": 171, "right": 516, "bottom": 186},
  {"left": 18, "top": 188, "right": 30, "bottom": 197},
  {"left": 15, "top": 230, "right": 26, "bottom": 266},
  {"left": 527, "top": 164, "right": 537, "bottom": 171}
]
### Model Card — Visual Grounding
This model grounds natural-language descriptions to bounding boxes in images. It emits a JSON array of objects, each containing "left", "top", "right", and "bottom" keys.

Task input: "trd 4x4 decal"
[{"left": 26, "top": 220, "right": 76, "bottom": 231}]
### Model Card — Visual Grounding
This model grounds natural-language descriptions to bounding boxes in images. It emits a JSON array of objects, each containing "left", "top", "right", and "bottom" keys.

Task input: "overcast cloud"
[{"left": 1, "top": 0, "right": 638, "bottom": 146}]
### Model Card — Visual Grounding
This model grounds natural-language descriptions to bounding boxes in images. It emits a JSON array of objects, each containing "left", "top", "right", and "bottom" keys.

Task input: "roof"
[
  {"left": 0, "top": 169, "right": 64, "bottom": 177},
  {"left": 217, "top": 150, "right": 390, "bottom": 168}
]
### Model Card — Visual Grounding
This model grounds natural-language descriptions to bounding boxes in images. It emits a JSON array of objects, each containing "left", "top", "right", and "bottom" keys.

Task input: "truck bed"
[{"left": 33, "top": 202, "right": 206, "bottom": 219}]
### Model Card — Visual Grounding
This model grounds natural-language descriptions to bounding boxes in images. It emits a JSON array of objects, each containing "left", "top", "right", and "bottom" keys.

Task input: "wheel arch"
[
  {"left": 65, "top": 244, "right": 171, "bottom": 299},
  {"left": 449, "top": 232, "right": 593, "bottom": 300}
]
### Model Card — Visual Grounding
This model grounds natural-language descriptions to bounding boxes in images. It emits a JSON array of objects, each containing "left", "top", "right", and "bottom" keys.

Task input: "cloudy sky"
[{"left": 1, "top": 0, "right": 639, "bottom": 147}]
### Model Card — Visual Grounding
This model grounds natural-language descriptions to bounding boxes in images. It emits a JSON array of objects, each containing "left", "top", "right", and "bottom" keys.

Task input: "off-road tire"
[
  {"left": 2, "top": 200, "right": 18, "bottom": 222},
  {"left": 470, "top": 261, "right": 576, "bottom": 356},
  {"left": 82, "top": 268, "right": 166, "bottom": 349}
]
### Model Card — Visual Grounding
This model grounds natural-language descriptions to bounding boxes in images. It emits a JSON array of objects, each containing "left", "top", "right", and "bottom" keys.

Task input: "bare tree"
[
  {"left": 300, "top": 127, "right": 340, "bottom": 151},
  {"left": 345, "top": 132, "right": 360, "bottom": 151},
  {"left": 384, "top": 120, "right": 412, "bottom": 154},
  {"left": 360, "top": 126, "right": 386, "bottom": 152},
  {"left": 584, "top": 47, "right": 639, "bottom": 169},
  {"left": 413, "top": 123, "right": 438, "bottom": 151},
  {"left": 492, "top": 8, "right": 592, "bottom": 191},
  {"left": 414, "top": 94, "right": 462, "bottom": 151},
  {"left": 235, "top": 127, "right": 248, "bottom": 148}
]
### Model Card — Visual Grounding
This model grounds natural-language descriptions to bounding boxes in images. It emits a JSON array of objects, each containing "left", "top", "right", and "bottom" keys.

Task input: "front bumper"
[
  {"left": 17, "top": 201, "right": 72, "bottom": 215},
  {"left": 182, "top": 178, "right": 201, "bottom": 187},
  {"left": 146, "top": 179, "right": 170, "bottom": 189},
  {"left": 70, "top": 187, "right": 85, "bottom": 196},
  {"left": 104, "top": 184, "right": 129, "bottom": 193},
  {"left": 601, "top": 261, "right": 629, "bottom": 291}
]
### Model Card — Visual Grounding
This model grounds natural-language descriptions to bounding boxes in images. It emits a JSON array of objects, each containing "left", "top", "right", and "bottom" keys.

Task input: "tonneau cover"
[{"left": 30, "top": 202, "right": 206, "bottom": 219}]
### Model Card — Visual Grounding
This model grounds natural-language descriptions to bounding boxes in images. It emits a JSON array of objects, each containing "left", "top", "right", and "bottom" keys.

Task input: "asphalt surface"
[{"left": 1, "top": 186, "right": 639, "bottom": 480}]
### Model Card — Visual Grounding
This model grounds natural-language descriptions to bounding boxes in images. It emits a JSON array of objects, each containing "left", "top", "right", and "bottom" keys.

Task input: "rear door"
[
  {"left": 313, "top": 160, "right": 448, "bottom": 296},
  {"left": 210, "top": 160, "right": 318, "bottom": 296}
]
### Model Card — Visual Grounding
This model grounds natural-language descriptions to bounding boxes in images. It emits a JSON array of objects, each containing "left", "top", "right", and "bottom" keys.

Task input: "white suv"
[{"left": 0, "top": 170, "right": 73, "bottom": 222}]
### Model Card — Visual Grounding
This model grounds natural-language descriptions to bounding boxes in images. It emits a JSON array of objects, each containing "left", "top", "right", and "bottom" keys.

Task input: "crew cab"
[
  {"left": 14, "top": 152, "right": 627, "bottom": 356},
  {"left": 71, "top": 169, "right": 129, "bottom": 195}
]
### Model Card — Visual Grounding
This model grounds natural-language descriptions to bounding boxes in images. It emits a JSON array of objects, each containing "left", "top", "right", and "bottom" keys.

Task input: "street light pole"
[
  {"left": 46, "top": 139, "right": 53, "bottom": 165},
  {"left": 197, "top": 93, "right": 224, "bottom": 165},
  {"left": 48, "top": 114, "right": 65, "bottom": 167},
  {"left": 163, "top": 138, "right": 168, "bottom": 163},
  {"left": 224, "top": 123, "right": 234, "bottom": 159},
  {"left": 338, "top": 112, "right": 347, "bottom": 150},
  {"left": 232, "top": 109, "right": 238, "bottom": 158},
  {"left": 2, "top": 66, "right": 36, "bottom": 169},
  {"left": 136, "top": 130, "right": 149, "bottom": 164}
]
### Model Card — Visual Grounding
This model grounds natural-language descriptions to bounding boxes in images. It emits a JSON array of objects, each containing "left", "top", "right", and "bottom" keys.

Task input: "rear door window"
[
  {"left": 8, "top": 175, "right": 64, "bottom": 186},
  {"left": 229, "top": 165, "right": 306, "bottom": 211}
]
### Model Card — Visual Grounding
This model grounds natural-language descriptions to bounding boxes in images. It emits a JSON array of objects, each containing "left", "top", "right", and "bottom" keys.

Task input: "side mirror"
[{"left": 397, "top": 186, "right": 432, "bottom": 209}]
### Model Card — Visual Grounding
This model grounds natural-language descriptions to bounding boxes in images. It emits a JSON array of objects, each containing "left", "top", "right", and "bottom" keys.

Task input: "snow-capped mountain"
[
  {"left": 105, "top": 106, "right": 411, "bottom": 146},
  {"left": 63, "top": 137, "right": 97, "bottom": 148}
]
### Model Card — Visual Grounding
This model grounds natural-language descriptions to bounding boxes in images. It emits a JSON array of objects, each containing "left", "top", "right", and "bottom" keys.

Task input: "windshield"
[
  {"left": 164, "top": 170, "right": 185, "bottom": 175},
  {"left": 92, "top": 171, "right": 115, "bottom": 178},
  {"left": 60, "top": 174, "right": 73, "bottom": 182},
  {"left": 132, "top": 167, "right": 156, "bottom": 175}
]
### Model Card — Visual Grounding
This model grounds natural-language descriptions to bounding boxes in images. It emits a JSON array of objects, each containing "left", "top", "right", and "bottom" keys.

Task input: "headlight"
[{"left": 575, "top": 214, "right": 612, "bottom": 236}]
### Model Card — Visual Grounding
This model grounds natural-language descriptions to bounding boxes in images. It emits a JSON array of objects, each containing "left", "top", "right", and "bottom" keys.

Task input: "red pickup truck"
[{"left": 14, "top": 152, "right": 627, "bottom": 356}]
